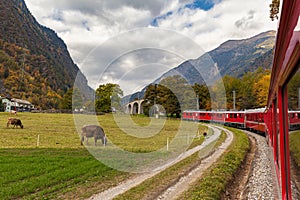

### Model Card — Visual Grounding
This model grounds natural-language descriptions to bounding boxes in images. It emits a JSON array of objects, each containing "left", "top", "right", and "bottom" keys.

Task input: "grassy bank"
[{"left": 289, "top": 130, "right": 300, "bottom": 167}]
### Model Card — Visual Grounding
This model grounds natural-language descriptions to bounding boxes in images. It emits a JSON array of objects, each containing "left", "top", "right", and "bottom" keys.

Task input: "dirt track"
[
  {"left": 157, "top": 126, "right": 233, "bottom": 200},
  {"left": 88, "top": 125, "right": 233, "bottom": 200}
]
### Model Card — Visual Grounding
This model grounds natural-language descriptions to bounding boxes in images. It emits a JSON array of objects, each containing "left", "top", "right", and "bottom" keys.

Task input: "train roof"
[
  {"left": 183, "top": 110, "right": 212, "bottom": 113},
  {"left": 244, "top": 108, "right": 266, "bottom": 113},
  {"left": 183, "top": 109, "right": 267, "bottom": 113},
  {"left": 288, "top": 110, "right": 300, "bottom": 113}
]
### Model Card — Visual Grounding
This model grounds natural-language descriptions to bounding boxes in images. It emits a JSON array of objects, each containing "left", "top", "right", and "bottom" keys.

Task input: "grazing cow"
[
  {"left": 7, "top": 118, "right": 23, "bottom": 129},
  {"left": 81, "top": 125, "right": 106, "bottom": 146}
]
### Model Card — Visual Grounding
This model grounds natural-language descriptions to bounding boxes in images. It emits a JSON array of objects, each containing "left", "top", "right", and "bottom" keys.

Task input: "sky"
[{"left": 24, "top": 0, "right": 278, "bottom": 95}]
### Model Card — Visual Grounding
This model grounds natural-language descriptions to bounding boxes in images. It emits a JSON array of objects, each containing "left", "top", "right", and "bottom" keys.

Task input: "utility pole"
[
  {"left": 196, "top": 94, "right": 199, "bottom": 110},
  {"left": 233, "top": 90, "right": 236, "bottom": 110},
  {"left": 298, "top": 87, "right": 300, "bottom": 109}
]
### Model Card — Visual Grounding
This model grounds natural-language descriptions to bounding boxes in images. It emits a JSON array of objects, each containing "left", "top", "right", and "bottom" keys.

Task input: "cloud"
[
  {"left": 24, "top": 0, "right": 277, "bottom": 95},
  {"left": 77, "top": 28, "right": 206, "bottom": 94},
  {"left": 151, "top": 0, "right": 276, "bottom": 50}
]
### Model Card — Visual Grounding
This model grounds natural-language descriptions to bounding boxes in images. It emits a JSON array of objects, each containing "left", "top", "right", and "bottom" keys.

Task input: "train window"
[
  {"left": 234, "top": 113, "right": 237, "bottom": 118},
  {"left": 230, "top": 113, "right": 233, "bottom": 118},
  {"left": 288, "top": 65, "right": 300, "bottom": 198}
]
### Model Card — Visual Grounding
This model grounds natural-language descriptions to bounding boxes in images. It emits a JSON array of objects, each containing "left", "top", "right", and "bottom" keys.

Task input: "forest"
[
  {"left": 0, "top": 40, "right": 63, "bottom": 109},
  {"left": 143, "top": 68, "right": 272, "bottom": 117}
]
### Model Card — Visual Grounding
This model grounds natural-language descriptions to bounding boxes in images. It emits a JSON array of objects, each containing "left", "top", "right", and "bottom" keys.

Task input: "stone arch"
[
  {"left": 127, "top": 104, "right": 132, "bottom": 114},
  {"left": 132, "top": 102, "right": 139, "bottom": 114}
]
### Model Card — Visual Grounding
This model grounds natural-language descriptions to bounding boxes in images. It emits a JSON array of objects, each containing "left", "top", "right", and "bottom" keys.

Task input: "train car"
[
  {"left": 265, "top": 0, "right": 300, "bottom": 198},
  {"left": 211, "top": 111, "right": 226, "bottom": 124},
  {"left": 197, "top": 111, "right": 212, "bottom": 122},
  {"left": 182, "top": 110, "right": 197, "bottom": 121},
  {"left": 244, "top": 108, "right": 266, "bottom": 133},
  {"left": 224, "top": 110, "right": 245, "bottom": 128},
  {"left": 182, "top": 110, "right": 212, "bottom": 122},
  {"left": 288, "top": 110, "right": 300, "bottom": 130}
]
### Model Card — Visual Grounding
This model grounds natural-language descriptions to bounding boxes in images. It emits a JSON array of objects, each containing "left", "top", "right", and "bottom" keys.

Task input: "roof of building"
[{"left": 11, "top": 98, "right": 32, "bottom": 105}]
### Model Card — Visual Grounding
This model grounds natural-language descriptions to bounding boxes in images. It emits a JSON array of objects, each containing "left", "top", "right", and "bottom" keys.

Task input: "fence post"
[
  {"left": 37, "top": 134, "right": 40, "bottom": 147},
  {"left": 167, "top": 137, "right": 169, "bottom": 151}
]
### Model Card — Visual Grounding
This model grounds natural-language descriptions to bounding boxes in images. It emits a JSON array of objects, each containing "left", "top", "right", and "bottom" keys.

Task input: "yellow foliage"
[{"left": 254, "top": 74, "right": 270, "bottom": 107}]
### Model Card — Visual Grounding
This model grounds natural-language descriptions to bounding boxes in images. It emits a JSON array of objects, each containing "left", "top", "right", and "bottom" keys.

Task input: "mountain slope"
[
  {"left": 155, "top": 31, "right": 275, "bottom": 86},
  {"left": 208, "top": 31, "right": 275, "bottom": 77},
  {"left": 0, "top": 0, "right": 93, "bottom": 109}
]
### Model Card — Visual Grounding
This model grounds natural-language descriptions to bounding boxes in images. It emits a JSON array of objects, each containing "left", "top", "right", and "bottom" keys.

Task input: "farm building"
[{"left": 0, "top": 96, "right": 34, "bottom": 112}]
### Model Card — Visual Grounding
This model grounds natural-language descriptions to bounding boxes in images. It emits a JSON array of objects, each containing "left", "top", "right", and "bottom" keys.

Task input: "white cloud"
[
  {"left": 24, "top": 0, "right": 277, "bottom": 95},
  {"left": 152, "top": 0, "right": 276, "bottom": 51}
]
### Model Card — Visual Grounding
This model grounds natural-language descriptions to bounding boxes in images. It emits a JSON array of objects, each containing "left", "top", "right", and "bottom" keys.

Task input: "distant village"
[{"left": 0, "top": 96, "right": 34, "bottom": 112}]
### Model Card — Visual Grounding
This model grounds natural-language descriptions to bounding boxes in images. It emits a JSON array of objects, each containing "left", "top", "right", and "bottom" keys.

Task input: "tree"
[
  {"left": 193, "top": 83, "right": 211, "bottom": 110},
  {"left": 143, "top": 83, "right": 181, "bottom": 117},
  {"left": 254, "top": 74, "right": 270, "bottom": 107},
  {"left": 222, "top": 75, "right": 243, "bottom": 110},
  {"left": 143, "top": 76, "right": 196, "bottom": 118},
  {"left": 209, "top": 67, "right": 271, "bottom": 110},
  {"left": 239, "top": 68, "right": 270, "bottom": 109},
  {"left": 210, "top": 78, "right": 227, "bottom": 110},
  {"left": 95, "top": 83, "right": 123, "bottom": 112},
  {"left": 60, "top": 88, "right": 73, "bottom": 110},
  {"left": 60, "top": 88, "right": 83, "bottom": 110}
]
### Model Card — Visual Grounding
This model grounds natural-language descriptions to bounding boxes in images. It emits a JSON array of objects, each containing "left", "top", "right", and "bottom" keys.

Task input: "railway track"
[{"left": 88, "top": 125, "right": 233, "bottom": 200}]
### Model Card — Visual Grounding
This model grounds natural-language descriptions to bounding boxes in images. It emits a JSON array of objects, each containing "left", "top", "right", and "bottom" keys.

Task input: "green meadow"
[
  {"left": 289, "top": 130, "right": 300, "bottom": 168},
  {"left": 0, "top": 112, "right": 205, "bottom": 199}
]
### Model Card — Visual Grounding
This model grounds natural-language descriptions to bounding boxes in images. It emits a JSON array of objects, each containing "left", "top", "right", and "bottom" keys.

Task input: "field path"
[
  {"left": 88, "top": 125, "right": 232, "bottom": 200},
  {"left": 156, "top": 125, "right": 233, "bottom": 200}
]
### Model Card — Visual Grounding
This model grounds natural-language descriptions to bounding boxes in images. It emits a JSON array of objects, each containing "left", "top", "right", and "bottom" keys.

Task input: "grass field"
[
  {"left": 289, "top": 130, "right": 300, "bottom": 168},
  {"left": 0, "top": 112, "right": 206, "bottom": 199}
]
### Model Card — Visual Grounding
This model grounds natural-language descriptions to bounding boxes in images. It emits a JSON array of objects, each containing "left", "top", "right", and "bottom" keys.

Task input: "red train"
[
  {"left": 182, "top": 109, "right": 300, "bottom": 133},
  {"left": 266, "top": 0, "right": 299, "bottom": 199}
]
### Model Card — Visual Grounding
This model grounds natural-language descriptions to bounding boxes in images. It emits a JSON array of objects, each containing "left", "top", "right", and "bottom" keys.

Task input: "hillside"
[
  {"left": 0, "top": 0, "right": 93, "bottom": 109},
  {"left": 155, "top": 31, "right": 275, "bottom": 86}
]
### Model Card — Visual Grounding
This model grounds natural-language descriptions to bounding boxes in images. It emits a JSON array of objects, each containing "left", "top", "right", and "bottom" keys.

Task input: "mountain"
[
  {"left": 155, "top": 31, "right": 275, "bottom": 86},
  {"left": 122, "top": 31, "right": 275, "bottom": 103},
  {"left": 0, "top": 0, "right": 93, "bottom": 109}
]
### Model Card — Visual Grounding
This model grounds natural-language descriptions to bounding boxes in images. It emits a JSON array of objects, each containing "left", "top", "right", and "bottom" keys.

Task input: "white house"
[{"left": 0, "top": 96, "right": 34, "bottom": 112}]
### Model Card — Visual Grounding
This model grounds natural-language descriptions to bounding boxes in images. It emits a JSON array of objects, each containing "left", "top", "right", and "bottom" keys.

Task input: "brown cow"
[
  {"left": 7, "top": 118, "right": 23, "bottom": 128},
  {"left": 81, "top": 125, "right": 106, "bottom": 146}
]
